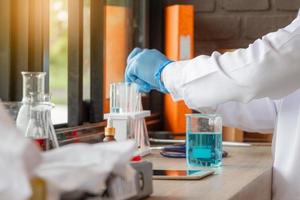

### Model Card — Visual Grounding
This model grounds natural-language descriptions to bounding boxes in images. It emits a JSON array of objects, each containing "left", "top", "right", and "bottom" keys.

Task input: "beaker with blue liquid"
[{"left": 186, "top": 114, "right": 222, "bottom": 167}]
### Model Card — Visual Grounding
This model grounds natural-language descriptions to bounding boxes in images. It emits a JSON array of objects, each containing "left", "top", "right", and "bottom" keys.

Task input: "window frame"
[{"left": 1, "top": 0, "right": 164, "bottom": 131}]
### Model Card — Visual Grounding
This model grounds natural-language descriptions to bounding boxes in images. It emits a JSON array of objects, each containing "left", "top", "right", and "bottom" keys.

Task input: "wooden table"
[{"left": 145, "top": 145, "right": 273, "bottom": 200}]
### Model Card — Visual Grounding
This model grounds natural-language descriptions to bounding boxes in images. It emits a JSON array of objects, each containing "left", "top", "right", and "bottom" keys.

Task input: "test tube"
[
  {"left": 110, "top": 82, "right": 139, "bottom": 113},
  {"left": 124, "top": 82, "right": 131, "bottom": 113},
  {"left": 110, "top": 82, "right": 125, "bottom": 113}
]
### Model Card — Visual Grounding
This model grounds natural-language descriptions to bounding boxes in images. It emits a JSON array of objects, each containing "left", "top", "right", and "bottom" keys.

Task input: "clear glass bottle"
[
  {"left": 16, "top": 72, "right": 46, "bottom": 135},
  {"left": 103, "top": 118, "right": 116, "bottom": 142}
]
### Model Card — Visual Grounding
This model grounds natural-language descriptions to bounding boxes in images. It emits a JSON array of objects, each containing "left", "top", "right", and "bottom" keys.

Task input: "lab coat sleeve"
[
  {"left": 162, "top": 16, "right": 300, "bottom": 109},
  {"left": 212, "top": 98, "right": 280, "bottom": 133}
]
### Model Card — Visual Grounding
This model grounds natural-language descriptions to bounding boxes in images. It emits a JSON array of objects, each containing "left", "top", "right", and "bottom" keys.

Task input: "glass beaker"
[
  {"left": 21, "top": 72, "right": 46, "bottom": 102},
  {"left": 186, "top": 114, "right": 222, "bottom": 167},
  {"left": 16, "top": 72, "right": 46, "bottom": 134},
  {"left": 109, "top": 82, "right": 139, "bottom": 113}
]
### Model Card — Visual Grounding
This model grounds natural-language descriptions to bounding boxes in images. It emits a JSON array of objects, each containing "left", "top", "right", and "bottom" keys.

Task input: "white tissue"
[
  {"left": 0, "top": 101, "right": 138, "bottom": 200},
  {"left": 0, "top": 102, "right": 41, "bottom": 200},
  {"left": 35, "top": 140, "right": 138, "bottom": 200}
]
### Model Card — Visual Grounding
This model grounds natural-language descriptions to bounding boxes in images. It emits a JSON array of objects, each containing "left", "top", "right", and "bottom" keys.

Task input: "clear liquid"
[{"left": 187, "top": 132, "right": 222, "bottom": 167}]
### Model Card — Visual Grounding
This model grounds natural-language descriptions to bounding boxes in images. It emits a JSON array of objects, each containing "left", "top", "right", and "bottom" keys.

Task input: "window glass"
[{"left": 49, "top": 0, "right": 68, "bottom": 124}]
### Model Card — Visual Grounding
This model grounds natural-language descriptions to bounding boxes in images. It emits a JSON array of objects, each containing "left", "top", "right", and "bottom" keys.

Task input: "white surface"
[
  {"left": 16, "top": 104, "right": 30, "bottom": 135},
  {"left": 113, "top": 119, "right": 128, "bottom": 141},
  {"left": 0, "top": 103, "right": 41, "bottom": 200},
  {"left": 162, "top": 12, "right": 300, "bottom": 200},
  {"left": 104, "top": 111, "right": 151, "bottom": 156},
  {"left": 137, "top": 146, "right": 151, "bottom": 157},
  {"left": 104, "top": 111, "right": 151, "bottom": 120},
  {"left": 180, "top": 35, "right": 191, "bottom": 60},
  {"left": 222, "top": 141, "right": 252, "bottom": 147},
  {"left": 52, "top": 105, "right": 68, "bottom": 125}
]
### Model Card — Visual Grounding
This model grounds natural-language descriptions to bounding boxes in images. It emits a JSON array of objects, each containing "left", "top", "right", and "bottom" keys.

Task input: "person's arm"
[
  {"left": 210, "top": 98, "right": 281, "bottom": 133},
  {"left": 162, "top": 16, "right": 300, "bottom": 110}
]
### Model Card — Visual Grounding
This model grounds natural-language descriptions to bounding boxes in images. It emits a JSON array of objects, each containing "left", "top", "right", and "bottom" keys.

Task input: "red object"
[
  {"left": 71, "top": 130, "right": 79, "bottom": 143},
  {"left": 131, "top": 155, "right": 142, "bottom": 162},
  {"left": 33, "top": 138, "right": 48, "bottom": 151}
]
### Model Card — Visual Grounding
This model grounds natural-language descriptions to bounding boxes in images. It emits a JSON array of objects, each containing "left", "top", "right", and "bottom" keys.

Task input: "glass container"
[
  {"left": 21, "top": 72, "right": 46, "bottom": 102},
  {"left": 25, "top": 95, "right": 59, "bottom": 151},
  {"left": 16, "top": 72, "right": 46, "bottom": 133},
  {"left": 108, "top": 82, "right": 150, "bottom": 155},
  {"left": 186, "top": 114, "right": 222, "bottom": 167},
  {"left": 109, "top": 82, "right": 139, "bottom": 113}
]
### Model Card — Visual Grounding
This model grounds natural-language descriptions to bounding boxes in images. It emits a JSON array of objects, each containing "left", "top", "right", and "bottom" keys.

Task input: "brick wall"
[{"left": 164, "top": 0, "right": 299, "bottom": 55}]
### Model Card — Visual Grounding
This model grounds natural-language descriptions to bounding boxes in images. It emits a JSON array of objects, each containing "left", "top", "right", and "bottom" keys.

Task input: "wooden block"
[
  {"left": 244, "top": 132, "right": 273, "bottom": 143},
  {"left": 223, "top": 126, "right": 244, "bottom": 142},
  {"left": 164, "top": 5, "right": 194, "bottom": 134}
]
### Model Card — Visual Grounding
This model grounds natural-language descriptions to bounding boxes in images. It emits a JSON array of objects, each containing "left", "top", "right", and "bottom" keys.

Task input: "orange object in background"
[
  {"left": 164, "top": 5, "right": 194, "bottom": 134},
  {"left": 103, "top": 5, "right": 132, "bottom": 113}
]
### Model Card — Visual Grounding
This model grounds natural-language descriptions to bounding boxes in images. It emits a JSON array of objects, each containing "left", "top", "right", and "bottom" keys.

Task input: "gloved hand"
[{"left": 125, "top": 48, "right": 173, "bottom": 93}]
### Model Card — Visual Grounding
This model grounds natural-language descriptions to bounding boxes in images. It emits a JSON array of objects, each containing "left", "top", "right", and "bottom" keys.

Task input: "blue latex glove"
[{"left": 125, "top": 48, "right": 173, "bottom": 93}]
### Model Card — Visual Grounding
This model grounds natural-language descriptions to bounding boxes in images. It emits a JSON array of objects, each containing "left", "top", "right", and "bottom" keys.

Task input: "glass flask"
[
  {"left": 186, "top": 114, "right": 222, "bottom": 167},
  {"left": 25, "top": 94, "right": 59, "bottom": 151},
  {"left": 16, "top": 72, "right": 46, "bottom": 134}
]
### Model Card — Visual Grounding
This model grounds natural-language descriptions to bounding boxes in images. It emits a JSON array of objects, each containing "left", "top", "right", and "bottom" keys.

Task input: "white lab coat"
[{"left": 162, "top": 12, "right": 300, "bottom": 200}]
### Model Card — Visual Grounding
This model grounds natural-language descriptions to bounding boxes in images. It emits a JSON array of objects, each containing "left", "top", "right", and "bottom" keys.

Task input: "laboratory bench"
[{"left": 145, "top": 144, "right": 273, "bottom": 200}]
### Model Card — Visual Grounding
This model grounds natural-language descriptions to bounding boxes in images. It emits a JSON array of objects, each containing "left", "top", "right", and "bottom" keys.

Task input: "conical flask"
[
  {"left": 25, "top": 94, "right": 59, "bottom": 151},
  {"left": 25, "top": 97, "right": 50, "bottom": 151}
]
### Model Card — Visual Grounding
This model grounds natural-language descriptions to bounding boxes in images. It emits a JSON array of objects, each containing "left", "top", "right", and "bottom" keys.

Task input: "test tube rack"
[{"left": 104, "top": 110, "right": 151, "bottom": 156}]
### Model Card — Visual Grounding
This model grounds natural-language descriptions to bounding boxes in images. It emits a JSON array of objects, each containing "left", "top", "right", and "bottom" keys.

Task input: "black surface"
[
  {"left": 90, "top": 0, "right": 105, "bottom": 123},
  {"left": 149, "top": 1, "right": 165, "bottom": 129},
  {"left": 68, "top": 0, "right": 83, "bottom": 126}
]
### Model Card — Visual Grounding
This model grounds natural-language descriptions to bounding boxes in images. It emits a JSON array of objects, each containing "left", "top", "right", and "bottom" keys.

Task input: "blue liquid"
[{"left": 187, "top": 132, "right": 222, "bottom": 167}]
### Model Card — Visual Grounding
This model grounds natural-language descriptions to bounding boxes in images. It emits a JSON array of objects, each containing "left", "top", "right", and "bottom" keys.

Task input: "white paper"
[{"left": 180, "top": 35, "right": 191, "bottom": 60}]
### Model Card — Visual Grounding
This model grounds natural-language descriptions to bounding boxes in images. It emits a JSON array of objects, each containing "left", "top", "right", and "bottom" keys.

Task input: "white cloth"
[
  {"left": 0, "top": 101, "right": 137, "bottom": 200},
  {"left": 162, "top": 13, "right": 300, "bottom": 200},
  {"left": 35, "top": 140, "right": 137, "bottom": 200},
  {"left": 0, "top": 102, "right": 41, "bottom": 200}
]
